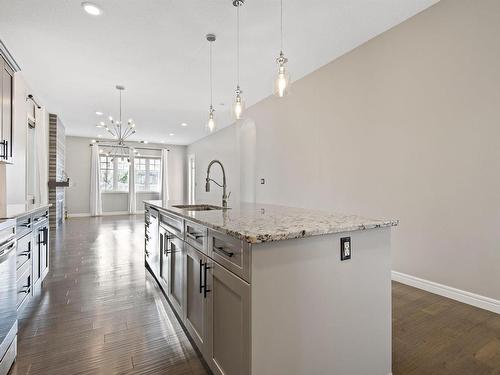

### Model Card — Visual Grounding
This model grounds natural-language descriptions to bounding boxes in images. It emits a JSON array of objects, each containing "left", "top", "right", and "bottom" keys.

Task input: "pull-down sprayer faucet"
[{"left": 205, "top": 160, "right": 230, "bottom": 208}]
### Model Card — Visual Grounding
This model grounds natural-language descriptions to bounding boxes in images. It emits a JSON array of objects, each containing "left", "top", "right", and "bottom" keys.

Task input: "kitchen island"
[{"left": 144, "top": 200, "right": 398, "bottom": 375}]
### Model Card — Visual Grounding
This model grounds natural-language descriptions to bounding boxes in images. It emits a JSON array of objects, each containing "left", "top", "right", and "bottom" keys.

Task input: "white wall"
[
  {"left": 65, "top": 136, "right": 186, "bottom": 215},
  {"left": 187, "top": 0, "right": 500, "bottom": 301}
]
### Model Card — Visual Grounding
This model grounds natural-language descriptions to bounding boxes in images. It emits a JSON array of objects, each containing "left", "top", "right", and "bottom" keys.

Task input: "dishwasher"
[{"left": 0, "top": 219, "right": 17, "bottom": 375}]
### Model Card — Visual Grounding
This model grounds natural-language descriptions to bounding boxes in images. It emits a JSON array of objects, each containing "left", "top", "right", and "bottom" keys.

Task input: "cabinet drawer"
[
  {"left": 209, "top": 230, "right": 251, "bottom": 283},
  {"left": 17, "top": 260, "right": 32, "bottom": 310},
  {"left": 16, "top": 233, "right": 32, "bottom": 270},
  {"left": 185, "top": 220, "right": 208, "bottom": 255},
  {"left": 16, "top": 214, "right": 32, "bottom": 238},
  {"left": 160, "top": 212, "right": 184, "bottom": 239},
  {"left": 33, "top": 209, "right": 49, "bottom": 227}
]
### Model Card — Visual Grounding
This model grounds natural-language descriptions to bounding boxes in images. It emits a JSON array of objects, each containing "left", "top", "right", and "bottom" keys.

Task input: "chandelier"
[{"left": 96, "top": 85, "right": 137, "bottom": 162}]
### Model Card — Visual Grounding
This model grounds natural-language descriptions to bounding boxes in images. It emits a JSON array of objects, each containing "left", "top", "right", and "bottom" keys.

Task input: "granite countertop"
[
  {"left": 0, "top": 203, "right": 52, "bottom": 219},
  {"left": 144, "top": 200, "right": 398, "bottom": 244}
]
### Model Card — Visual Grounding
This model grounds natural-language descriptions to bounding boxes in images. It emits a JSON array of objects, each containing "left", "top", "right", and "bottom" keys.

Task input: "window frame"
[
  {"left": 99, "top": 155, "right": 129, "bottom": 193},
  {"left": 134, "top": 156, "right": 161, "bottom": 193}
]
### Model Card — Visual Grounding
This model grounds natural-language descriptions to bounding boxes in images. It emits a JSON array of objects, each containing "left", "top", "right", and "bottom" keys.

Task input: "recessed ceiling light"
[
  {"left": 82, "top": 2, "right": 102, "bottom": 16},
  {"left": 95, "top": 111, "right": 103, "bottom": 116},
  {"left": 169, "top": 133, "right": 175, "bottom": 136},
  {"left": 141, "top": 140, "right": 149, "bottom": 144},
  {"left": 181, "top": 123, "right": 188, "bottom": 127},
  {"left": 160, "top": 140, "right": 165, "bottom": 144},
  {"left": 91, "top": 139, "right": 97, "bottom": 143},
  {"left": 97, "top": 134, "right": 102, "bottom": 138}
]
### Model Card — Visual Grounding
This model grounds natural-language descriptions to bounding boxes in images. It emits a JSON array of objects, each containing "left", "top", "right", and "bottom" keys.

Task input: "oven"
[{"left": 0, "top": 220, "right": 17, "bottom": 375}]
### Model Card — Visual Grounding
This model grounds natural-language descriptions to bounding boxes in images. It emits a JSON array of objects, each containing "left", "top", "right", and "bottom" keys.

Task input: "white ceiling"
[{"left": 0, "top": 0, "right": 438, "bottom": 145}]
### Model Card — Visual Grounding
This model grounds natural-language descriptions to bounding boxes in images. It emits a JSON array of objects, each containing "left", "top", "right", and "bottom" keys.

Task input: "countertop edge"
[
  {"left": 0, "top": 203, "right": 52, "bottom": 219},
  {"left": 144, "top": 201, "right": 399, "bottom": 244}
]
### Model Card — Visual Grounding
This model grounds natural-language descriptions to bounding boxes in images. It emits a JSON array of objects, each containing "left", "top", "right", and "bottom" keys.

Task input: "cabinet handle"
[
  {"left": 187, "top": 231, "right": 204, "bottom": 241},
  {"left": 0, "top": 140, "right": 6, "bottom": 159},
  {"left": 199, "top": 259, "right": 204, "bottom": 293},
  {"left": 19, "top": 284, "right": 31, "bottom": 294},
  {"left": 38, "top": 227, "right": 48, "bottom": 245},
  {"left": 203, "top": 263, "right": 212, "bottom": 299},
  {"left": 214, "top": 245, "right": 234, "bottom": 258}
]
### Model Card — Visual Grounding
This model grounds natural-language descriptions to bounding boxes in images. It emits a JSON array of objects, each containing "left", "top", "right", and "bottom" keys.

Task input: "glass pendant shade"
[
  {"left": 274, "top": 52, "right": 291, "bottom": 97},
  {"left": 232, "top": 86, "right": 246, "bottom": 120},
  {"left": 206, "top": 106, "right": 216, "bottom": 132}
]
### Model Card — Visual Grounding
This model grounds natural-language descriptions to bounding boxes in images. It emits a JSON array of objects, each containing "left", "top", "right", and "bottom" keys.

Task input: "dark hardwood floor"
[
  {"left": 393, "top": 282, "right": 500, "bottom": 375},
  {"left": 7, "top": 215, "right": 499, "bottom": 374},
  {"left": 9, "top": 215, "right": 209, "bottom": 375}
]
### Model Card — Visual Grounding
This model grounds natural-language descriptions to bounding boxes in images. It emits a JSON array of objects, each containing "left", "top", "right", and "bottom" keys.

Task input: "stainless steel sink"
[{"left": 172, "top": 204, "right": 226, "bottom": 211}]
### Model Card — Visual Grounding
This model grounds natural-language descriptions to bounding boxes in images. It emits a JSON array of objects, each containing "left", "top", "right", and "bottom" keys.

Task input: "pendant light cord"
[
  {"left": 210, "top": 41, "right": 213, "bottom": 107},
  {"left": 280, "top": 0, "right": 283, "bottom": 53},
  {"left": 119, "top": 89, "right": 122, "bottom": 138},
  {"left": 236, "top": 3, "right": 240, "bottom": 86}
]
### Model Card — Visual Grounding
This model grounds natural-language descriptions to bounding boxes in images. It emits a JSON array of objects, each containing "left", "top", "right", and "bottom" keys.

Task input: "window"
[
  {"left": 100, "top": 155, "right": 128, "bottom": 192},
  {"left": 100, "top": 155, "right": 114, "bottom": 191},
  {"left": 134, "top": 157, "right": 161, "bottom": 192}
]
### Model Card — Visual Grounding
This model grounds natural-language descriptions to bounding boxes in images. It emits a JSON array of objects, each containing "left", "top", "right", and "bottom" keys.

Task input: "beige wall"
[{"left": 188, "top": 0, "right": 500, "bottom": 300}]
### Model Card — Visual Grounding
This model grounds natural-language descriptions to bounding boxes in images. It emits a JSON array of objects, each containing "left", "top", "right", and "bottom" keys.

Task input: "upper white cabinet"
[{"left": 0, "top": 54, "right": 14, "bottom": 163}]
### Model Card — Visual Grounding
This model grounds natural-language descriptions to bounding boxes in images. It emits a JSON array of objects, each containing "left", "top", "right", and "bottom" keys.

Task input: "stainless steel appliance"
[{"left": 0, "top": 219, "right": 17, "bottom": 375}]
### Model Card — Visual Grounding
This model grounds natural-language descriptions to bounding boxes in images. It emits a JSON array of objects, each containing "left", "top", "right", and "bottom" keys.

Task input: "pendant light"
[
  {"left": 232, "top": 0, "right": 245, "bottom": 120},
  {"left": 274, "top": 0, "right": 291, "bottom": 97},
  {"left": 206, "top": 33, "right": 216, "bottom": 133}
]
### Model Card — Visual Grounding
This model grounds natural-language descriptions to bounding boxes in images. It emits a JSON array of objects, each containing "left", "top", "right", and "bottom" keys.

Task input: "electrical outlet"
[
  {"left": 340, "top": 237, "right": 351, "bottom": 261},
  {"left": 260, "top": 178, "right": 265, "bottom": 184}
]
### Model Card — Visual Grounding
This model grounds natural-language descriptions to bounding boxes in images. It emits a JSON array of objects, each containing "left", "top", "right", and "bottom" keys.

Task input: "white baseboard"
[
  {"left": 392, "top": 271, "right": 500, "bottom": 314},
  {"left": 67, "top": 213, "right": 90, "bottom": 218},
  {"left": 68, "top": 211, "right": 144, "bottom": 218},
  {"left": 101, "top": 211, "right": 129, "bottom": 216}
]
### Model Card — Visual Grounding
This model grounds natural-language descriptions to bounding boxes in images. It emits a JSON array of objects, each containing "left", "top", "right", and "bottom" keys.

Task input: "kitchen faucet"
[{"left": 205, "top": 160, "right": 230, "bottom": 208}]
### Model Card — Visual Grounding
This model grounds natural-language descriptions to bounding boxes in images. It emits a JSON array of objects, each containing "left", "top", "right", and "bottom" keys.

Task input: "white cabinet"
[
  {"left": 0, "top": 55, "right": 13, "bottom": 163},
  {"left": 206, "top": 260, "right": 250, "bottom": 375}
]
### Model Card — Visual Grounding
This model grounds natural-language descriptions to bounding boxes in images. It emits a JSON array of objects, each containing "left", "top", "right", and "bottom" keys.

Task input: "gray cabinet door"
[
  {"left": 148, "top": 210, "right": 160, "bottom": 279},
  {"left": 184, "top": 244, "right": 208, "bottom": 355},
  {"left": 32, "top": 230, "right": 40, "bottom": 286},
  {"left": 206, "top": 261, "right": 250, "bottom": 375},
  {"left": 168, "top": 235, "right": 184, "bottom": 317},
  {"left": 39, "top": 223, "right": 49, "bottom": 280},
  {"left": 158, "top": 226, "right": 169, "bottom": 293}
]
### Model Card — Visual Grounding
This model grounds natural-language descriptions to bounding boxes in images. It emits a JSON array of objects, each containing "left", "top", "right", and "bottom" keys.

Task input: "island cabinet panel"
[
  {"left": 146, "top": 209, "right": 160, "bottom": 280},
  {"left": 33, "top": 210, "right": 50, "bottom": 291},
  {"left": 206, "top": 261, "right": 250, "bottom": 375},
  {"left": 184, "top": 244, "right": 209, "bottom": 355},
  {"left": 158, "top": 225, "right": 170, "bottom": 293},
  {"left": 16, "top": 233, "right": 32, "bottom": 270},
  {"left": 209, "top": 229, "right": 250, "bottom": 283},
  {"left": 16, "top": 214, "right": 32, "bottom": 239},
  {"left": 185, "top": 220, "right": 208, "bottom": 255},
  {"left": 167, "top": 234, "right": 184, "bottom": 316}
]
